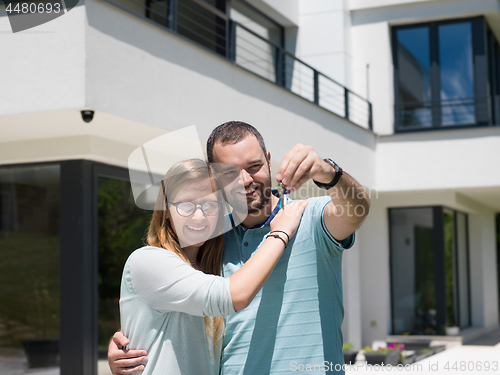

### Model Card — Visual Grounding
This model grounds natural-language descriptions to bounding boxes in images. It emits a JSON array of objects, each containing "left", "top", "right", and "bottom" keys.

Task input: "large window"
[
  {"left": 389, "top": 207, "right": 470, "bottom": 335},
  {"left": 393, "top": 17, "right": 497, "bottom": 131},
  {"left": 97, "top": 173, "right": 151, "bottom": 365},
  {"left": 0, "top": 164, "right": 60, "bottom": 371},
  {"left": 487, "top": 30, "right": 500, "bottom": 126}
]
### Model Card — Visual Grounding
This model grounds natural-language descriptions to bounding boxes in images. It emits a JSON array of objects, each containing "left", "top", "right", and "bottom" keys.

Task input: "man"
[{"left": 109, "top": 121, "right": 369, "bottom": 374}]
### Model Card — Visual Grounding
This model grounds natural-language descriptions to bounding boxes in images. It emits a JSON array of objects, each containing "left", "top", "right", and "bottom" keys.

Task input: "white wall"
[
  {"left": 376, "top": 127, "right": 500, "bottom": 193},
  {"left": 297, "top": 0, "right": 352, "bottom": 88},
  {"left": 84, "top": 0, "right": 377, "bottom": 180},
  {"left": 468, "top": 207, "right": 500, "bottom": 331},
  {"left": 0, "top": 0, "right": 377, "bottom": 176},
  {"left": 0, "top": 3, "right": 86, "bottom": 115}
]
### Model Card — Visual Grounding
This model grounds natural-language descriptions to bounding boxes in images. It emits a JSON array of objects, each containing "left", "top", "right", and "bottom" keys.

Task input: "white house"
[{"left": 0, "top": 0, "right": 498, "bottom": 373}]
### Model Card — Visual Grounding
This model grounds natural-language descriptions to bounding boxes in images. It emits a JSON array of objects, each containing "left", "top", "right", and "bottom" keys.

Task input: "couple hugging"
[{"left": 109, "top": 121, "right": 370, "bottom": 375}]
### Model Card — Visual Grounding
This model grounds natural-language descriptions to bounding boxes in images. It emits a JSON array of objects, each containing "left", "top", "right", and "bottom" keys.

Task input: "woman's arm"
[
  {"left": 128, "top": 200, "right": 308, "bottom": 316},
  {"left": 229, "top": 200, "right": 308, "bottom": 311}
]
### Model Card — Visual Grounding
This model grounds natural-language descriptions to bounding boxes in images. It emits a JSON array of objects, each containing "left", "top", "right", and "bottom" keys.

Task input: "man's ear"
[{"left": 266, "top": 151, "right": 271, "bottom": 169}]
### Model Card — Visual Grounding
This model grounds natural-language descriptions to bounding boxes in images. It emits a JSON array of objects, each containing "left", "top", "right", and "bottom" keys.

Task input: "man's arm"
[
  {"left": 276, "top": 144, "right": 370, "bottom": 241},
  {"left": 108, "top": 332, "right": 148, "bottom": 375}
]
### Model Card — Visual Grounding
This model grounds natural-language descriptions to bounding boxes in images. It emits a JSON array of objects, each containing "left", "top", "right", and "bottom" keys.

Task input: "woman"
[{"left": 119, "top": 159, "right": 308, "bottom": 375}]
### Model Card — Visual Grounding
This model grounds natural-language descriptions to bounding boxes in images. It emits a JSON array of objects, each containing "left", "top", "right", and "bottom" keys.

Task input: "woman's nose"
[{"left": 191, "top": 205, "right": 205, "bottom": 220}]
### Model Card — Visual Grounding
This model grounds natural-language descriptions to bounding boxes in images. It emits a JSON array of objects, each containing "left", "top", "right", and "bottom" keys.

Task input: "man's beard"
[{"left": 246, "top": 177, "right": 272, "bottom": 214}]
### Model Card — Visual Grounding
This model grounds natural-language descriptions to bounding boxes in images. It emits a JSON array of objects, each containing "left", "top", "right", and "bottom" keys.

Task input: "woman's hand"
[{"left": 270, "top": 199, "right": 309, "bottom": 241}]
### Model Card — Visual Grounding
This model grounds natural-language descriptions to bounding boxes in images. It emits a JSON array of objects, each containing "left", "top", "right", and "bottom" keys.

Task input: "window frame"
[{"left": 392, "top": 16, "right": 493, "bottom": 133}]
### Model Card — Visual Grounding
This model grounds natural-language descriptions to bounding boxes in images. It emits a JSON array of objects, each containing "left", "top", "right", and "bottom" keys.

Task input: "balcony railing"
[
  {"left": 395, "top": 95, "right": 498, "bottom": 131},
  {"left": 104, "top": 0, "right": 373, "bottom": 130}
]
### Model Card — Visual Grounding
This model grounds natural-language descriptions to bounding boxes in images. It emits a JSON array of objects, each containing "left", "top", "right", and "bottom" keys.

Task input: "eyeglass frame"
[{"left": 167, "top": 200, "right": 224, "bottom": 217}]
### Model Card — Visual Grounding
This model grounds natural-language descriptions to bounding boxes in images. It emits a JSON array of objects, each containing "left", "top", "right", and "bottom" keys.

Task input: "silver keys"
[{"left": 278, "top": 183, "right": 289, "bottom": 208}]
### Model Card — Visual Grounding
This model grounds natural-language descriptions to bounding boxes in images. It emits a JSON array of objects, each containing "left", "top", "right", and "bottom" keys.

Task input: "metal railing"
[
  {"left": 104, "top": 0, "right": 373, "bottom": 130},
  {"left": 395, "top": 96, "right": 494, "bottom": 130}
]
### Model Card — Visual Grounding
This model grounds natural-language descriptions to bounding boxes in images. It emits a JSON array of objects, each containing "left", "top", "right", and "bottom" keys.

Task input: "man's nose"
[{"left": 240, "top": 169, "right": 253, "bottom": 186}]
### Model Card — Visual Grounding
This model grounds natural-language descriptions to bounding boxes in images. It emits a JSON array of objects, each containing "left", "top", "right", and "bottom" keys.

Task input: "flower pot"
[
  {"left": 445, "top": 326, "right": 460, "bottom": 336},
  {"left": 343, "top": 350, "right": 358, "bottom": 364},
  {"left": 364, "top": 349, "right": 400, "bottom": 366},
  {"left": 22, "top": 339, "right": 59, "bottom": 368}
]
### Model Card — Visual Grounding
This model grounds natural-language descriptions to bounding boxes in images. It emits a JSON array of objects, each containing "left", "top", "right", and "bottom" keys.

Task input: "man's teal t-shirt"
[{"left": 221, "top": 196, "right": 353, "bottom": 374}]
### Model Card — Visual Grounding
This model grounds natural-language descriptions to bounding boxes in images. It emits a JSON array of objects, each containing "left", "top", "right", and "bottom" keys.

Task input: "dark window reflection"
[
  {"left": 0, "top": 165, "right": 60, "bottom": 370},
  {"left": 456, "top": 212, "right": 470, "bottom": 328},
  {"left": 443, "top": 209, "right": 457, "bottom": 328},
  {"left": 439, "top": 22, "right": 475, "bottom": 126},
  {"left": 390, "top": 208, "right": 436, "bottom": 335},
  {"left": 146, "top": 0, "right": 169, "bottom": 27},
  {"left": 177, "top": 0, "right": 227, "bottom": 56},
  {"left": 396, "top": 27, "right": 432, "bottom": 128},
  {"left": 97, "top": 177, "right": 151, "bottom": 356},
  {"left": 390, "top": 207, "right": 470, "bottom": 335}
]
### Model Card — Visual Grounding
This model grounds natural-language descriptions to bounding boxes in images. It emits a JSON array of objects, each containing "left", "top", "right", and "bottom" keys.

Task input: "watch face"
[{"left": 313, "top": 159, "right": 343, "bottom": 190}]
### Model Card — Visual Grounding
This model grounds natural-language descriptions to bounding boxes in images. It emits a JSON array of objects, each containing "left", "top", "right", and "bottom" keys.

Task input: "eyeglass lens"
[{"left": 175, "top": 201, "right": 220, "bottom": 216}]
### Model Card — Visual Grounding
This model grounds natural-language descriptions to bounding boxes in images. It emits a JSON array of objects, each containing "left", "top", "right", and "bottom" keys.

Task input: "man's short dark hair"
[{"left": 207, "top": 121, "right": 267, "bottom": 163}]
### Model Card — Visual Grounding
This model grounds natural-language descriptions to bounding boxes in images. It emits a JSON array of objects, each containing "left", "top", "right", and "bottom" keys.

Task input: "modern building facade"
[{"left": 0, "top": 0, "right": 498, "bottom": 374}]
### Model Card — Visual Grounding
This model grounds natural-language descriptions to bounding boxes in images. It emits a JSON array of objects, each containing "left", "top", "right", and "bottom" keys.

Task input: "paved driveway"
[{"left": 346, "top": 329, "right": 500, "bottom": 375}]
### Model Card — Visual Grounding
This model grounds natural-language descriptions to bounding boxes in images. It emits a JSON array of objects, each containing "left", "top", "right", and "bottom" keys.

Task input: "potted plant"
[
  {"left": 343, "top": 342, "right": 358, "bottom": 364},
  {"left": 362, "top": 343, "right": 403, "bottom": 366}
]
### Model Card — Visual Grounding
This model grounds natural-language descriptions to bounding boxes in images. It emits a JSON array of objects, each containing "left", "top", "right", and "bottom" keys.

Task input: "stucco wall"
[
  {"left": 0, "top": 2, "right": 86, "bottom": 115},
  {"left": 85, "top": 0, "right": 377, "bottom": 179}
]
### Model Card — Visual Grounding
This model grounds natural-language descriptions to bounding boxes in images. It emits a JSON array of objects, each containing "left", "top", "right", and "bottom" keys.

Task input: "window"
[
  {"left": 97, "top": 172, "right": 151, "bottom": 371},
  {"left": 0, "top": 164, "right": 61, "bottom": 371},
  {"left": 230, "top": 0, "right": 283, "bottom": 81},
  {"left": 389, "top": 207, "right": 470, "bottom": 335},
  {"left": 487, "top": 30, "right": 500, "bottom": 125},
  {"left": 393, "top": 17, "right": 496, "bottom": 131},
  {"left": 176, "top": 0, "right": 228, "bottom": 56}
]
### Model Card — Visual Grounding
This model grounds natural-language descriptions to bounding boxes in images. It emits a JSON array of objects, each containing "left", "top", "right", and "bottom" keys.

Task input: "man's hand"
[
  {"left": 276, "top": 144, "right": 332, "bottom": 192},
  {"left": 108, "top": 332, "right": 148, "bottom": 375},
  {"left": 276, "top": 144, "right": 370, "bottom": 241}
]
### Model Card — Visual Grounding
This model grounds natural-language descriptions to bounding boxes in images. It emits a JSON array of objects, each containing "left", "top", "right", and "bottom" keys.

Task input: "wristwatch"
[{"left": 313, "top": 158, "right": 343, "bottom": 190}]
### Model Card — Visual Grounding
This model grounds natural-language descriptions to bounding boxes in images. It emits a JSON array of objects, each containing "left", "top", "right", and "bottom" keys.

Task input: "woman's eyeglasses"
[{"left": 169, "top": 201, "right": 222, "bottom": 217}]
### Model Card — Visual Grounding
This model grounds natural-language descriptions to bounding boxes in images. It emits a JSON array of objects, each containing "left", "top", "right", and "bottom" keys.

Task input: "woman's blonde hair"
[{"left": 146, "top": 158, "right": 225, "bottom": 354}]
